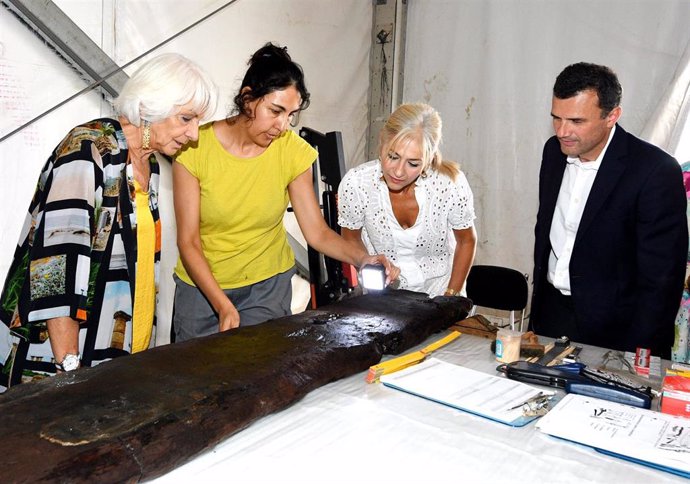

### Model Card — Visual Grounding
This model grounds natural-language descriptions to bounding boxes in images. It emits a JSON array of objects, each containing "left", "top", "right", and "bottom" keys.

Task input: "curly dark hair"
[
  {"left": 553, "top": 62, "right": 622, "bottom": 117},
  {"left": 232, "top": 42, "right": 310, "bottom": 118}
]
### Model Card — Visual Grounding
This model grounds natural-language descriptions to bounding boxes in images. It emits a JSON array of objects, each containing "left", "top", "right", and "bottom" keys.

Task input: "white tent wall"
[
  {"left": 403, "top": 0, "right": 690, "bottom": 320},
  {"left": 0, "top": 7, "right": 109, "bottom": 317},
  {"left": 3, "top": 0, "right": 690, "bottom": 347},
  {"left": 0, "top": 0, "right": 373, "bottom": 346}
]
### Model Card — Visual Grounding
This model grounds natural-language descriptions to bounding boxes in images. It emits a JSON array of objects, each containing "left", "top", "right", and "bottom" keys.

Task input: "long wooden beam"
[{"left": 0, "top": 290, "right": 470, "bottom": 482}]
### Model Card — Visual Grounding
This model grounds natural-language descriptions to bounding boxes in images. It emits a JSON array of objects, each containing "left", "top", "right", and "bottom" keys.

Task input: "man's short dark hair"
[{"left": 553, "top": 62, "right": 622, "bottom": 116}]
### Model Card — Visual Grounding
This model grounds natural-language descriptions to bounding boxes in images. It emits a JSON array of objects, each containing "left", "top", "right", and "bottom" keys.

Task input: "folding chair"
[{"left": 465, "top": 265, "right": 529, "bottom": 331}]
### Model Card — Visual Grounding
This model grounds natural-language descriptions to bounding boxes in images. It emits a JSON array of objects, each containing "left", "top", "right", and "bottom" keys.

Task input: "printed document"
[
  {"left": 536, "top": 393, "right": 690, "bottom": 476},
  {"left": 380, "top": 357, "right": 545, "bottom": 426}
]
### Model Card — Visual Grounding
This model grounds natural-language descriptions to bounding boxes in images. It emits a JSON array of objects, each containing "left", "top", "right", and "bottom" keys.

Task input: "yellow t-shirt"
[{"left": 174, "top": 123, "right": 317, "bottom": 288}]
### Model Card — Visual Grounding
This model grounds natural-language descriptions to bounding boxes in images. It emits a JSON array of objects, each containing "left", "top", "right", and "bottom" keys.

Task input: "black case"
[{"left": 497, "top": 361, "right": 591, "bottom": 388}]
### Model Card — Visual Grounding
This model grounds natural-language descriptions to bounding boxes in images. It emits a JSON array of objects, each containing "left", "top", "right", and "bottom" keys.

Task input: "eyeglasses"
[{"left": 599, "top": 350, "right": 636, "bottom": 374}]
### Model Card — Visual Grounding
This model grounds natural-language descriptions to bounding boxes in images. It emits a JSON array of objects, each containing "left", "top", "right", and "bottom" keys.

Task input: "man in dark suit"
[{"left": 530, "top": 62, "right": 687, "bottom": 358}]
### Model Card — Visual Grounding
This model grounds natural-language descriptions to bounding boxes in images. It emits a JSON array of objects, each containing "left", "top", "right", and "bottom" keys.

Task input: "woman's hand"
[
  {"left": 360, "top": 254, "right": 400, "bottom": 286},
  {"left": 218, "top": 299, "right": 241, "bottom": 332},
  {"left": 47, "top": 317, "right": 81, "bottom": 371}
]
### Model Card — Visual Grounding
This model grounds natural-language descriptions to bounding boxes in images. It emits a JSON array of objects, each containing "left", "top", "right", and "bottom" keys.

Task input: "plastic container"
[{"left": 495, "top": 328, "right": 522, "bottom": 363}]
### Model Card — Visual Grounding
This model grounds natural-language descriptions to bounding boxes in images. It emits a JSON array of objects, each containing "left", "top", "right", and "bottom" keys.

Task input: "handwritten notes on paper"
[
  {"left": 380, "top": 357, "right": 546, "bottom": 426},
  {"left": 536, "top": 393, "right": 690, "bottom": 477}
]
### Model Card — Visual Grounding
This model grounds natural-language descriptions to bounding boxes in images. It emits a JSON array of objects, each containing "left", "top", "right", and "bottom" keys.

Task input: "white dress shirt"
[
  {"left": 338, "top": 159, "right": 475, "bottom": 297},
  {"left": 548, "top": 126, "right": 616, "bottom": 295}
]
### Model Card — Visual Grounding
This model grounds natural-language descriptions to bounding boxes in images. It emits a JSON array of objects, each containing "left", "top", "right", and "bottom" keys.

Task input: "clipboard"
[
  {"left": 380, "top": 358, "right": 551, "bottom": 427},
  {"left": 536, "top": 393, "right": 690, "bottom": 478}
]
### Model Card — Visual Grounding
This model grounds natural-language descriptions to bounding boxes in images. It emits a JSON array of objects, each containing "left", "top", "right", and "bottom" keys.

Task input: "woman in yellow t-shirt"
[{"left": 172, "top": 43, "right": 398, "bottom": 341}]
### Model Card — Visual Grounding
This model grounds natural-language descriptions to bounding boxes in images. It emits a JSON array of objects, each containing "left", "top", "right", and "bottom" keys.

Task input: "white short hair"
[{"left": 114, "top": 53, "right": 217, "bottom": 126}]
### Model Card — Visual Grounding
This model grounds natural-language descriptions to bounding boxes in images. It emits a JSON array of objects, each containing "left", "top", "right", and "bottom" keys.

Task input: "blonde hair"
[
  {"left": 379, "top": 103, "right": 460, "bottom": 181},
  {"left": 114, "top": 53, "right": 217, "bottom": 126}
]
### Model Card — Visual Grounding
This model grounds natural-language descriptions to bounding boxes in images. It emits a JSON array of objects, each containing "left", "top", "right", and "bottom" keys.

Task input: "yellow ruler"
[{"left": 365, "top": 331, "right": 462, "bottom": 383}]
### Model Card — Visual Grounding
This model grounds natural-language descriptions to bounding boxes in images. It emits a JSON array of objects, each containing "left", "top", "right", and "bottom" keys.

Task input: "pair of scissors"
[{"left": 507, "top": 391, "right": 555, "bottom": 411}]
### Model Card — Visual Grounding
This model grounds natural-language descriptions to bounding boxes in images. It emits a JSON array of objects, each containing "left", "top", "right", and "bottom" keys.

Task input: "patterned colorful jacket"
[{"left": 0, "top": 118, "right": 160, "bottom": 389}]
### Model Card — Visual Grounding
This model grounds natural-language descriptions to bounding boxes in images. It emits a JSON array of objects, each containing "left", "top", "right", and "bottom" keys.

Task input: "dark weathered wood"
[{"left": 0, "top": 291, "right": 470, "bottom": 483}]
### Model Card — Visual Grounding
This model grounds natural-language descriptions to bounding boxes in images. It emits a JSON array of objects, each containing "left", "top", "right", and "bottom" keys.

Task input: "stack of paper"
[{"left": 536, "top": 393, "right": 690, "bottom": 478}]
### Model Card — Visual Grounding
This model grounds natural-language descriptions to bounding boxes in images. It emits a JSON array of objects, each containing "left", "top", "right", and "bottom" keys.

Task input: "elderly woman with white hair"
[
  {"left": 338, "top": 103, "right": 477, "bottom": 298},
  {"left": 0, "top": 53, "right": 217, "bottom": 388}
]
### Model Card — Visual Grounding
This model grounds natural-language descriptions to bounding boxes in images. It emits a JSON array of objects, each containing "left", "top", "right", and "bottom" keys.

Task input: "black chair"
[{"left": 465, "top": 265, "right": 529, "bottom": 331}]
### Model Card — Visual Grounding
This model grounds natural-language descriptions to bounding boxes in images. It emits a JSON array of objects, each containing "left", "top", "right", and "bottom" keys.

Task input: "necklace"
[{"left": 128, "top": 151, "right": 151, "bottom": 193}]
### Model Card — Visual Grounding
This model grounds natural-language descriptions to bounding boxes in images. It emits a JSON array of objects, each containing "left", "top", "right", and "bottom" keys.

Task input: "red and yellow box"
[{"left": 661, "top": 374, "right": 690, "bottom": 418}]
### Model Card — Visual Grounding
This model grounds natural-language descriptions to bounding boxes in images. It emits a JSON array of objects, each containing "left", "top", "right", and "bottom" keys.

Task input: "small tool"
[
  {"left": 507, "top": 391, "right": 555, "bottom": 416},
  {"left": 535, "top": 336, "right": 570, "bottom": 366},
  {"left": 561, "top": 345, "right": 582, "bottom": 364},
  {"left": 507, "top": 392, "right": 549, "bottom": 410}
]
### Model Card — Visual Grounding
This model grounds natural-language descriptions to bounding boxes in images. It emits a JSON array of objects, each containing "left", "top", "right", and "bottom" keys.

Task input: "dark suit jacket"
[{"left": 530, "top": 124, "right": 688, "bottom": 357}]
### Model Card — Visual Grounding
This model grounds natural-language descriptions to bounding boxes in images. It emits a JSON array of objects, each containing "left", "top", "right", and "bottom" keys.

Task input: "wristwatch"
[{"left": 56, "top": 353, "right": 81, "bottom": 372}]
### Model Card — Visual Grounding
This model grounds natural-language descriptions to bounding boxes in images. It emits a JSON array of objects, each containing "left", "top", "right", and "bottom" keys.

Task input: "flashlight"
[{"left": 360, "top": 264, "right": 386, "bottom": 291}]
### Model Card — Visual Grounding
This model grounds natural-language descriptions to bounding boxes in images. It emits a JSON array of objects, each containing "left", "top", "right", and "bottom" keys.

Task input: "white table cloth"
[{"left": 153, "top": 331, "right": 683, "bottom": 483}]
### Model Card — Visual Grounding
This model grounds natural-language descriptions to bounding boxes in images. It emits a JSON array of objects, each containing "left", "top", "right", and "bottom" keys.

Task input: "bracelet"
[{"left": 445, "top": 288, "right": 457, "bottom": 296}]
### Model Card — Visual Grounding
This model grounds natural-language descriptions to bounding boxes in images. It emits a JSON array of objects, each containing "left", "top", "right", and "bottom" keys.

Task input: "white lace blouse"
[{"left": 338, "top": 159, "right": 476, "bottom": 297}]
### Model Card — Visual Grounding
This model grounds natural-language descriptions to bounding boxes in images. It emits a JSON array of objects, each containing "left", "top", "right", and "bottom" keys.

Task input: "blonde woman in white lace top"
[{"left": 338, "top": 103, "right": 477, "bottom": 297}]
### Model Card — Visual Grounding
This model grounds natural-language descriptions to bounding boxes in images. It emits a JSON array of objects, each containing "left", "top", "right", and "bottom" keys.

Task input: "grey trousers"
[{"left": 172, "top": 267, "right": 295, "bottom": 342}]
